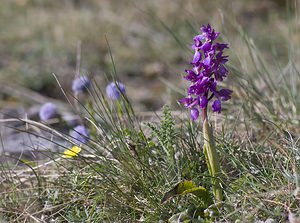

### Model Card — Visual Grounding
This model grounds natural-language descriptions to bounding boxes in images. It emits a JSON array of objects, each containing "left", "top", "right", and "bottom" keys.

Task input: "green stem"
[
  {"left": 202, "top": 108, "right": 223, "bottom": 204},
  {"left": 116, "top": 100, "right": 123, "bottom": 118}
]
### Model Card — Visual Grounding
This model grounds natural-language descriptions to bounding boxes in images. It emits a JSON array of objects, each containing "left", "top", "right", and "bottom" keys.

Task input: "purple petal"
[
  {"left": 209, "top": 31, "right": 220, "bottom": 41},
  {"left": 192, "top": 50, "right": 201, "bottom": 64},
  {"left": 190, "top": 108, "right": 199, "bottom": 121},
  {"left": 212, "top": 100, "right": 221, "bottom": 113},
  {"left": 193, "top": 34, "right": 205, "bottom": 47},
  {"left": 218, "top": 89, "right": 233, "bottom": 101},
  {"left": 214, "top": 42, "right": 229, "bottom": 51},
  {"left": 203, "top": 56, "right": 211, "bottom": 67},
  {"left": 194, "top": 64, "right": 203, "bottom": 74},
  {"left": 184, "top": 69, "right": 198, "bottom": 82},
  {"left": 199, "top": 96, "right": 208, "bottom": 109},
  {"left": 189, "top": 77, "right": 210, "bottom": 95},
  {"left": 200, "top": 41, "right": 211, "bottom": 52},
  {"left": 178, "top": 97, "right": 193, "bottom": 107},
  {"left": 209, "top": 79, "right": 217, "bottom": 92},
  {"left": 215, "top": 51, "right": 228, "bottom": 64},
  {"left": 201, "top": 24, "right": 219, "bottom": 41},
  {"left": 201, "top": 24, "right": 211, "bottom": 33},
  {"left": 215, "top": 65, "right": 228, "bottom": 81}
]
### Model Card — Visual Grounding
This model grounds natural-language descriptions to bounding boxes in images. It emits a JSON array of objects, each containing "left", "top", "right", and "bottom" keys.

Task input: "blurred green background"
[{"left": 0, "top": 0, "right": 292, "bottom": 111}]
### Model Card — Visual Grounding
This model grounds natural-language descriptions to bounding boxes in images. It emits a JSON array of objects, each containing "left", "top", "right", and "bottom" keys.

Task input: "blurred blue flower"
[
  {"left": 39, "top": 102, "right": 58, "bottom": 121},
  {"left": 179, "top": 24, "right": 232, "bottom": 120},
  {"left": 106, "top": 82, "right": 126, "bottom": 100},
  {"left": 70, "top": 125, "right": 90, "bottom": 144},
  {"left": 72, "top": 75, "right": 91, "bottom": 93}
]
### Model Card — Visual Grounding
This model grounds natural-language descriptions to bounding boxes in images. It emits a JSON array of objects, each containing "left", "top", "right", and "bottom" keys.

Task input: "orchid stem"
[{"left": 202, "top": 108, "right": 223, "bottom": 204}]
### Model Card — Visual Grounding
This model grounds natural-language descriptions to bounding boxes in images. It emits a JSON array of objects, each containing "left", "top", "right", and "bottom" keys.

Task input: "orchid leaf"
[{"left": 161, "top": 180, "right": 212, "bottom": 205}]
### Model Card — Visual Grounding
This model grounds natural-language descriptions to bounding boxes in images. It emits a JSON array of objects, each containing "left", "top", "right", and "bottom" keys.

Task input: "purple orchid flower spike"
[
  {"left": 178, "top": 24, "right": 232, "bottom": 204},
  {"left": 179, "top": 24, "right": 232, "bottom": 120}
]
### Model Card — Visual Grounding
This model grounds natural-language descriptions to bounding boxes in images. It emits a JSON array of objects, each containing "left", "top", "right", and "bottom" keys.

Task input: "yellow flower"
[{"left": 62, "top": 146, "right": 81, "bottom": 158}]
